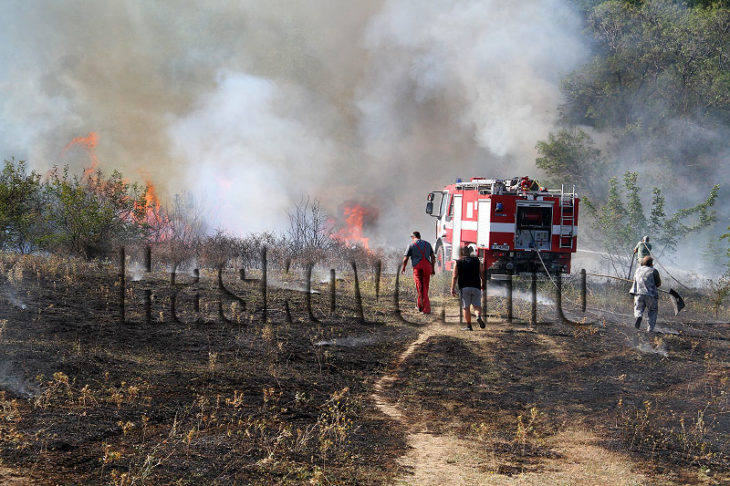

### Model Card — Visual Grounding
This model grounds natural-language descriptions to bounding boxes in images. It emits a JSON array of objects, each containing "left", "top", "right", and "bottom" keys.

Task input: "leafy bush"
[
  {"left": 0, "top": 159, "right": 46, "bottom": 253},
  {"left": 42, "top": 166, "right": 146, "bottom": 258}
]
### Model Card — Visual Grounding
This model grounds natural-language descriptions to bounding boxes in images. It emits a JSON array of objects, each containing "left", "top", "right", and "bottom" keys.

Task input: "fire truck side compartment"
[
  {"left": 476, "top": 199, "right": 491, "bottom": 247},
  {"left": 514, "top": 202, "right": 553, "bottom": 251}
]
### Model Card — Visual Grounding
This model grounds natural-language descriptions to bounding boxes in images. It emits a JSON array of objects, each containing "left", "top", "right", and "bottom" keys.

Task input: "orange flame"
[
  {"left": 62, "top": 132, "right": 99, "bottom": 178},
  {"left": 144, "top": 181, "right": 161, "bottom": 212},
  {"left": 332, "top": 203, "right": 376, "bottom": 249},
  {"left": 136, "top": 179, "right": 170, "bottom": 240}
]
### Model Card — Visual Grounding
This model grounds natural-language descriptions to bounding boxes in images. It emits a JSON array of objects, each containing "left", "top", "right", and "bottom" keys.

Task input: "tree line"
[
  {"left": 0, "top": 159, "right": 147, "bottom": 258},
  {"left": 537, "top": 0, "right": 729, "bottom": 273},
  {"left": 0, "top": 158, "right": 377, "bottom": 272}
]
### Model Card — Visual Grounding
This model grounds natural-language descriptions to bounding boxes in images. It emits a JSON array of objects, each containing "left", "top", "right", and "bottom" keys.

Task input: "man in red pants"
[{"left": 401, "top": 231, "right": 435, "bottom": 314}]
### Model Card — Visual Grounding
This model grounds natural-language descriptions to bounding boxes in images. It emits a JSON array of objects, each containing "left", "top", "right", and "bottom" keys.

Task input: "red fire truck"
[{"left": 425, "top": 176, "right": 579, "bottom": 275}]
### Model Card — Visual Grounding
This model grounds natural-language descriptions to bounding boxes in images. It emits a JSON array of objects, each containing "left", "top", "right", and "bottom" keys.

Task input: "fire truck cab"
[{"left": 425, "top": 177, "right": 578, "bottom": 275}]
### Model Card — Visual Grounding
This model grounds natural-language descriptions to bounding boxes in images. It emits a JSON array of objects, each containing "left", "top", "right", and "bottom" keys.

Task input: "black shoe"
[
  {"left": 477, "top": 316, "right": 486, "bottom": 329},
  {"left": 634, "top": 317, "right": 642, "bottom": 329}
]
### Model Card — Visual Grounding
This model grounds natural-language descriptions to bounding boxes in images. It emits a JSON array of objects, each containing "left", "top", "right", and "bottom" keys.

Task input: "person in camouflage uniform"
[{"left": 630, "top": 255, "right": 662, "bottom": 332}]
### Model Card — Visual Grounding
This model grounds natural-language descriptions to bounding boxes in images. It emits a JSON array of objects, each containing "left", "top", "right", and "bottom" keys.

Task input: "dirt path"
[
  {"left": 373, "top": 318, "right": 652, "bottom": 485},
  {"left": 0, "top": 466, "right": 31, "bottom": 485}
]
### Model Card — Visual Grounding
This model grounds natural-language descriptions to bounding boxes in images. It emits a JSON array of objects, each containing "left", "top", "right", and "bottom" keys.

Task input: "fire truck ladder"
[{"left": 559, "top": 184, "right": 576, "bottom": 248}]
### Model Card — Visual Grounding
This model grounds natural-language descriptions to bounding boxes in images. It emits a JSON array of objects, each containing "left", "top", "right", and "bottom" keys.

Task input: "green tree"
[
  {"left": 560, "top": 0, "right": 730, "bottom": 191},
  {"left": 0, "top": 159, "right": 46, "bottom": 253},
  {"left": 658, "top": 184, "right": 719, "bottom": 256},
  {"left": 550, "top": 0, "right": 728, "bottom": 271},
  {"left": 647, "top": 188, "right": 666, "bottom": 241},
  {"left": 44, "top": 166, "right": 145, "bottom": 258},
  {"left": 584, "top": 171, "right": 718, "bottom": 275},
  {"left": 623, "top": 172, "right": 647, "bottom": 235},
  {"left": 685, "top": 1, "right": 730, "bottom": 12},
  {"left": 565, "top": 0, "right": 730, "bottom": 131},
  {"left": 584, "top": 177, "right": 632, "bottom": 275},
  {"left": 535, "top": 128, "right": 606, "bottom": 197}
]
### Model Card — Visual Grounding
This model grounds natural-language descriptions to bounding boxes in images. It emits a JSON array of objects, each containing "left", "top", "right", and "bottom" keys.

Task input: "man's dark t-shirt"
[{"left": 456, "top": 256, "right": 481, "bottom": 289}]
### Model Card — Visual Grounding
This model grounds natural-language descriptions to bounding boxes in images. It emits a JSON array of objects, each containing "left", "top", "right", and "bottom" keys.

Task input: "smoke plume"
[{"left": 0, "top": 0, "right": 588, "bottom": 246}]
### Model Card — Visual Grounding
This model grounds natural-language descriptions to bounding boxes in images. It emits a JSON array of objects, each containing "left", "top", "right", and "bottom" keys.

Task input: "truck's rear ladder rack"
[{"left": 559, "top": 184, "right": 576, "bottom": 248}]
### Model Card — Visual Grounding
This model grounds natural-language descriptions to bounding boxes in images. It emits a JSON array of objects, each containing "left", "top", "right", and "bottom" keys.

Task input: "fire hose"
[
  {"left": 526, "top": 232, "right": 685, "bottom": 316},
  {"left": 649, "top": 253, "right": 691, "bottom": 291},
  {"left": 529, "top": 230, "right": 558, "bottom": 289},
  {"left": 587, "top": 272, "right": 685, "bottom": 316}
]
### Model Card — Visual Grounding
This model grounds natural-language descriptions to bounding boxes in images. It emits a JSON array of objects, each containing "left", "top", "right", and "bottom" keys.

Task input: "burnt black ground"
[
  {"left": 0, "top": 256, "right": 419, "bottom": 485},
  {"left": 385, "top": 290, "right": 730, "bottom": 483},
  {"left": 0, "top": 254, "right": 728, "bottom": 484}
]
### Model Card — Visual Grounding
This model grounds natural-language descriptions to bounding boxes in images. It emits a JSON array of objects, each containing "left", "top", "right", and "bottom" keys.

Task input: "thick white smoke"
[
  {"left": 168, "top": 72, "right": 339, "bottom": 234},
  {"left": 0, "top": 0, "right": 589, "bottom": 246},
  {"left": 355, "top": 0, "right": 589, "bottom": 241},
  {"left": 359, "top": 0, "right": 584, "bottom": 162}
]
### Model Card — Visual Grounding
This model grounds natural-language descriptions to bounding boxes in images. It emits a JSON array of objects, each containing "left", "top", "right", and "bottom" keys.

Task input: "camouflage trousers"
[{"left": 634, "top": 294, "right": 658, "bottom": 332}]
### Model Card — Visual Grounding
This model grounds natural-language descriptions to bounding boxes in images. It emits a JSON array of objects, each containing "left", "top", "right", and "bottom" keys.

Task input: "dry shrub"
[
  {"left": 200, "top": 230, "right": 240, "bottom": 269},
  {"left": 616, "top": 399, "right": 727, "bottom": 471}
]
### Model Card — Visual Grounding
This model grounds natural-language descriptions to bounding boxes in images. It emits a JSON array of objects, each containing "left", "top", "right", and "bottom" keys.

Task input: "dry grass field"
[{"left": 0, "top": 252, "right": 728, "bottom": 484}]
